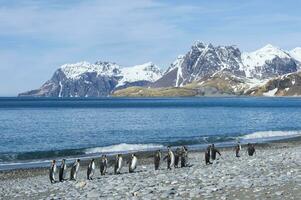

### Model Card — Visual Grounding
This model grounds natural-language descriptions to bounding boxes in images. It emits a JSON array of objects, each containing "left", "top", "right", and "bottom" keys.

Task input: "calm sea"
[{"left": 1, "top": 97, "right": 301, "bottom": 170}]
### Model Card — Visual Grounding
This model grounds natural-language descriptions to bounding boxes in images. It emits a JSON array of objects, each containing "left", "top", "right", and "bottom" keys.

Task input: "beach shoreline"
[
  {"left": 1, "top": 138, "right": 301, "bottom": 179},
  {"left": 1, "top": 139, "right": 301, "bottom": 199}
]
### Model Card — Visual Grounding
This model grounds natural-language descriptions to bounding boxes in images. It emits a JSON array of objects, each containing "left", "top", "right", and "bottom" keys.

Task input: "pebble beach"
[{"left": 1, "top": 141, "right": 301, "bottom": 200}]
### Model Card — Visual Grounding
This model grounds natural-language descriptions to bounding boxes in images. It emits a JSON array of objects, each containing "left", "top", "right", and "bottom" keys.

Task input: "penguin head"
[
  {"left": 92, "top": 158, "right": 95, "bottom": 162},
  {"left": 52, "top": 160, "right": 56, "bottom": 164},
  {"left": 77, "top": 159, "right": 80, "bottom": 162}
]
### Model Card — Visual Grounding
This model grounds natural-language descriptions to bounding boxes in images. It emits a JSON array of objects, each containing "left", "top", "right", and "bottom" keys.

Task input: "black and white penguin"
[
  {"left": 100, "top": 155, "right": 108, "bottom": 175},
  {"left": 59, "top": 159, "right": 67, "bottom": 182},
  {"left": 70, "top": 159, "right": 80, "bottom": 181},
  {"left": 154, "top": 150, "right": 162, "bottom": 170},
  {"left": 129, "top": 154, "right": 138, "bottom": 173},
  {"left": 49, "top": 160, "right": 57, "bottom": 183},
  {"left": 164, "top": 146, "right": 175, "bottom": 170},
  {"left": 114, "top": 154, "right": 123, "bottom": 174},
  {"left": 180, "top": 146, "right": 188, "bottom": 167},
  {"left": 87, "top": 158, "right": 96, "bottom": 180},
  {"left": 174, "top": 148, "right": 181, "bottom": 168},
  {"left": 211, "top": 144, "right": 221, "bottom": 160},
  {"left": 205, "top": 146, "right": 212, "bottom": 165}
]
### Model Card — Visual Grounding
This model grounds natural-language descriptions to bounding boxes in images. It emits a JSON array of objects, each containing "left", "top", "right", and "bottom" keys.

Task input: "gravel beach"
[{"left": 1, "top": 142, "right": 301, "bottom": 200}]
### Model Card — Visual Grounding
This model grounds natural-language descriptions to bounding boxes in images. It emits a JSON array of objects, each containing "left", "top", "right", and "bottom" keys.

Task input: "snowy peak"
[
  {"left": 117, "top": 62, "right": 162, "bottom": 87},
  {"left": 59, "top": 60, "right": 162, "bottom": 86},
  {"left": 242, "top": 44, "right": 297, "bottom": 79},
  {"left": 155, "top": 42, "right": 245, "bottom": 87},
  {"left": 242, "top": 44, "right": 290, "bottom": 68},
  {"left": 60, "top": 61, "right": 120, "bottom": 79},
  {"left": 290, "top": 47, "right": 301, "bottom": 63}
]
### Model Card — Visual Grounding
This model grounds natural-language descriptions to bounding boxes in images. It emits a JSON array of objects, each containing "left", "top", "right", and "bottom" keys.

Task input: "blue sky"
[{"left": 0, "top": 0, "right": 301, "bottom": 96}]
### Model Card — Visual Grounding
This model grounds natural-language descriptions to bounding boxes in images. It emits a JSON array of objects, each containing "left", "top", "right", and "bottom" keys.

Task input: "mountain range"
[{"left": 19, "top": 42, "right": 301, "bottom": 97}]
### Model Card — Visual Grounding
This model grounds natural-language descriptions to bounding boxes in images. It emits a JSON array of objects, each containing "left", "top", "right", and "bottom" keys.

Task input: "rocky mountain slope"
[
  {"left": 242, "top": 44, "right": 298, "bottom": 79},
  {"left": 153, "top": 42, "right": 246, "bottom": 88},
  {"left": 19, "top": 61, "right": 162, "bottom": 97},
  {"left": 245, "top": 72, "right": 301, "bottom": 96},
  {"left": 153, "top": 42, "right": 299, "bottom": 88},
  {"left": 19, "top": 42, "right": 301, "bottom": 97}
]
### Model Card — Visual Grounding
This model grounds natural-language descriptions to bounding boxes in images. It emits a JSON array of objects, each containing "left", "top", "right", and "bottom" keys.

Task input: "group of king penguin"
[{"left": 49, "top": 146, "right": 189, "bottom": 183}]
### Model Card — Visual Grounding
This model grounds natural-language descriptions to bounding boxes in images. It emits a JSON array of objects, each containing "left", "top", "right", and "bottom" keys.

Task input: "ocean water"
[{"left": 1, "top": 97, "right": 301, "bottom": 169}]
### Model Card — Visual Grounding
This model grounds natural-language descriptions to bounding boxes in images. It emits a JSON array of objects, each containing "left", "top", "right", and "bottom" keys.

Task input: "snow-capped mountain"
[
  {"left": 153, "top": 42, "right": 300, "bottom": 90},
  {"left": 155, "top": 42, "right": 246, "bottom": 87},
  {"left": 19, "top": 41, "right": 301, "bottom": 97},
  {"left": 19, "top": 61, "right": 162, "bottom": 97},
  {"left": 153, "top": 42, "right": 246, "bottom": 88},
  {"left": 60, "top": 61, "right": 121, "bottom": 80},
  {"left": 242, "top": 44, "right": 298, "bottom": 79}
]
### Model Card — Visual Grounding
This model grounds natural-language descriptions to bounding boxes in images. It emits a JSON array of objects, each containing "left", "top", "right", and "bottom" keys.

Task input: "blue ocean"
[{"left": 1, "top": 97, "right": 301, "bottom": 170}]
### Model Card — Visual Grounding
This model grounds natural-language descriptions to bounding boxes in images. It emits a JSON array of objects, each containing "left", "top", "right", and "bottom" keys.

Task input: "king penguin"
[
  {"left": 164, "top": 146, "right": 175, "bottom": 170},
  {"left": 70, "top": 159, "right": 80, "bottom": 181},
  {"left": 59, "top": 159, "right": 67, "bottom": 182},
  {"left": 154, "top": 150, "right": 162, "bottom": 170},
  {"left": 100, "top": 155, "right": 108, "bottom": 175},
  {"left": 114, "top": 154, "right": 123, "bottom": 174},
  {"left": 129, "top": 154, "right": 138, "bottom": 173},
  {"left": 87, "top": 158, "right": 95, "bottom": 180},
  {"left": 49, "top": 160, "right": 57, "bottom": 183}
]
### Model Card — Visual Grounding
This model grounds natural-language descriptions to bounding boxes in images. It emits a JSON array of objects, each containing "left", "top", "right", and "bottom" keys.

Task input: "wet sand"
[{"left": 1, "top": 141, "right": 301, "bottom": 199}]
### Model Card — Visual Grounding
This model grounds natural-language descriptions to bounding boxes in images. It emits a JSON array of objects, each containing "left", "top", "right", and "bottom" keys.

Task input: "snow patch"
[
  {"left": 58, "top": 81, "right": 63, "bottom": 98},
  {"left": 263, "top": 88, "right": 278, "bottom": 96},
  {"left": 292, "top": 79, "right": 296, "bottom": 85},
  {"left": 116, "top": 62, "right": 162, "bottom": 87},
  {"left": 245, "top": 78, "right": 268, "bottom": 89}
]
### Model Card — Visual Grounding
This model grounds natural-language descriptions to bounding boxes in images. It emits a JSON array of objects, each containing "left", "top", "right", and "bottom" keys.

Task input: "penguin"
[
  {"left": 129, "top": 154, "right": 138, "bottom": 173},
  {"left": 87, "top": 158, "right": 96, "bottom": 180},
  {"left": 206, "top": 145, "right": 211, "bottom": 159},
  {"left": 180, "top": 146, "right": 188, "bottom": 168},
  {"left": 247, "top": 143, "right": 256, "bottom": 156},
  {"left": 163, "top": 146, "right": 175, "bottom": 170},
  {"left": 205, "top": 147, "right": 212, "bottom": 165},
  {"left": 114, "top": 154, "right": 123, "bottom": 174},
  {"left": 154, "top": 150, "right": 162, "bottom": 170},
  {"left": 174, "top": 148, "right": 181, "bottom": 168},
  {"left": 235, "top": 144, "right": 241, "bottom": 157},
  {"left": 210, "top": 144, "right": 221, "bottom": 160},
  {"left": 100, "top": 155, "right": 108, "bottom": 175},
  {"left": 49, "top": 160, "right": 57, "bottom": 183},
  {"left": 70, "top": 159, "right": 80, "bottom": 181},
  {"left": 59, "top": 159, "right": 67, "bottom": 182}
]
